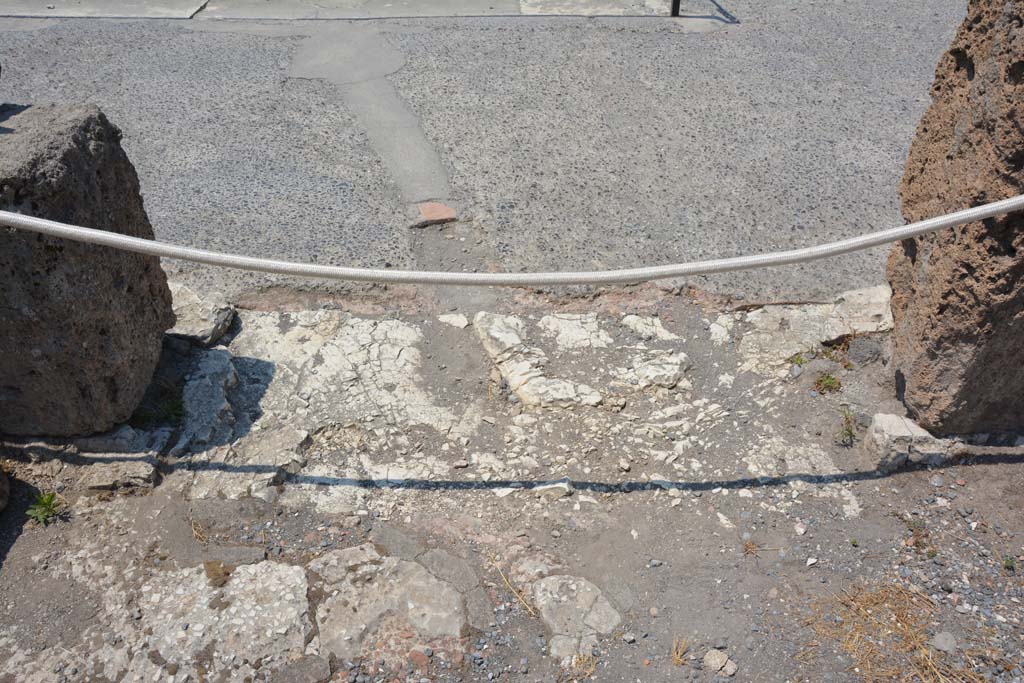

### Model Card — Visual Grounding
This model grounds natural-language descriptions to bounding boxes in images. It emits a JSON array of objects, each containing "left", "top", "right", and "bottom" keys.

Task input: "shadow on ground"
[
  {"left": 0, "top": 475, "right": 32, "bottom": 573},
  {"left": 170, "top": 451, "right": 1024, "bottom": 493},
  {"left": 0, "top": 103, "right": 31, "bottom": 134}
]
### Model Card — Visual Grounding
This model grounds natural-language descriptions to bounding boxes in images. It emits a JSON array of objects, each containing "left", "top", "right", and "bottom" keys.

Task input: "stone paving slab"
[
  {"left": 200, "top": 0, "right": 518, "bottom": 19},
  {"left": 0, "top": 0, "right": 204, "bottom": 18},
  {"left": 198, "top": 0, "right": 671, "bottom": 19}
]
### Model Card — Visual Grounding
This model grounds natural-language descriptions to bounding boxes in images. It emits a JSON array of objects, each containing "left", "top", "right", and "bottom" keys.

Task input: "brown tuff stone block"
[{"left": 887, "top": 0, "right": 1024, "bottom": 433}]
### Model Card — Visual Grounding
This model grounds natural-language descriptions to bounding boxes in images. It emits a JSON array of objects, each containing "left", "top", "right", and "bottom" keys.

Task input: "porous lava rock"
[
  {"left": 0, "top": 104, "right": 174, "bottom": 436},
  {"left": 887, "top": 0, "right": 1024, "bottom": 433}
]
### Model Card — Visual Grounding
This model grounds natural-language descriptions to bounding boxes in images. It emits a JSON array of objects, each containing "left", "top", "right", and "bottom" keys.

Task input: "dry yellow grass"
[
  {"left": 671, "top": 637, "right": 688, "bottom": 666},
  {"left": 805, "top": 582, "right": 1001, "bottom": 683},
  {"left": 190, "top": 517, "right": 208, "bottom": 545},
  {"left": 488, "top": 556, "right": 537, "bottom": 618},
  {"left": 557, "top": 654, "right": 598, "bottom": 682}
]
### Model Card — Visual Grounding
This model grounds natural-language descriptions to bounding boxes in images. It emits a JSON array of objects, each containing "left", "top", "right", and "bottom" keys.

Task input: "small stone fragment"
[
  {"left": 438, "top": 313, "right": 470, "bottom": 329},
  {"left": 539, "top": 313, "right": 612, "bottom": 349},
  {"left": 862, "top": 414, "right": 950, "bottom": 473},
  {"left": 620, "top": 315, "right": 679, "bottom": 341},
  {"left": 268, "top": 655, "right": 332, "bottom": 683},
  {"left": 703, "top": 649, "right": 729, "bottom": 672},
  {"left": 532, "top": 575, "right": 621, "bottom": 665},
  {"left": 411, "top": 201, "right": 457, "bottom": 228},
  {"left": 78, "top": 458, "right": 157, "bottom": 492},
  {"left": 931, "top": 631, "right": 957, "bottom": 654},
  {"left": 169, "top": 282, "right": 235, "bottom": 347},
  {"left": 722, "top": 659, "right": 738, "bottom": 676}
]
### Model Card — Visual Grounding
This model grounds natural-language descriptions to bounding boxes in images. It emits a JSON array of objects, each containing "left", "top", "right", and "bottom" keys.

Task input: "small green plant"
[
  {"left": 815, "top": 373, "right": 841, "bottom": 394},
  {"left": 850, "top": 538, "right": 859, "bottom": 548},
  {"left": 1003, "top": 555, "right": 1016, "bottom": 573},
  {"left": 130, "top": 389, "right": 184, "bottom": 428},
  {"left": 837, "top": 408, "right": 856, "bottom": 447},
  {"left": 27, "top": 492, "right": 62, "bottom": 525},
  {"left": 788, "top": 352, "right": 808, "bottom": 367},
  {"left": 153, "top": 396, "right": 184, "bottom": 424}
]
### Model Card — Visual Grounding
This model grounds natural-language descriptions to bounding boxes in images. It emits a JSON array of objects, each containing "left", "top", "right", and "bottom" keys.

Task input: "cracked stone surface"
[
  {"left": 620, "top": 315, "right": 679, "bottom": 341},
  {"left": 735, "top": 285, "right": 894, "bottom": 372},
  {"left": 140, "top": 562, "right": 312, "bottom": 667},
  {"left": 77, "top": 455, "right": 157, "bottom": 492},
  {"left": 532, "top": 575, "right": 622, "bottom": 665},
  {"left": 230, "top": 310, "right": 456, "bottom": 430},
  {"left": 171, "top": 347, "right": 239, "bottom": 457},
  {"left": 7, "top": 286, "right": 1009, "bottom": 683},
  {"left": 474, "top": 312, "right": 602, "bottom": 408},
  {"left": 539, "top": 313, "right": 613, "bottom": 350},
  {"left": 310, "top": 543, "right": 467, "bottom": 666}
]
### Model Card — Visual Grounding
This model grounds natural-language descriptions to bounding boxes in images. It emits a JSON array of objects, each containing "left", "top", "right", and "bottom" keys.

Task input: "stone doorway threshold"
[{"left": 0, "top": 0, "right": 732, "bottom": 20}]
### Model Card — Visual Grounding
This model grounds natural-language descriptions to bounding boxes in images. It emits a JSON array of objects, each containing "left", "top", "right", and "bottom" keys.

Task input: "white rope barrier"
[{"left": 2, "top": 194, "right": 1023, "bottom": 287}]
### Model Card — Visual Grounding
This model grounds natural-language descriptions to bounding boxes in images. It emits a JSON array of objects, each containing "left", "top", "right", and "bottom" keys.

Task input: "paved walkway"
[
  {"left": 0, "top": 0, "right": 963, "bottom": 302},
  {"left": 1, "top": 0, "right": 688, "bottom": 19}
]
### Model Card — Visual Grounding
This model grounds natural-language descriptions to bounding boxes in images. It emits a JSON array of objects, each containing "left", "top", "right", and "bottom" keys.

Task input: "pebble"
[{"left": 931, "top": 631, "right": 957, "bottom": 654}]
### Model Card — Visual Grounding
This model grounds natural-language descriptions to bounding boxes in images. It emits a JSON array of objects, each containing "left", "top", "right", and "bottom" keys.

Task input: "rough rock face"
[
  {"left": 309, "top": 543, "right": 468, "bottom": 667},
  {"left": 0, "top": 469, "right": 8, "bottom": 513},
  {"left": 887, "top": 0, "right": 1024, "bottom": 433},
  {"left": 0, "top": 104, "right": 174, "bottom": 436},
  {"left": 862, "top": 413, "right": 951, "bottom": 473},
  {"left": 167, "top": 281, "right": 234, "bottom": 347}
]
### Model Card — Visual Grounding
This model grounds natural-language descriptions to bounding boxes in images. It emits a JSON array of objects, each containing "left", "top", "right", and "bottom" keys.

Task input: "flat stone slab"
[
  {"left": 200, "top": 0, "right": 515, "bottom": 18},
  {"left": 520, "top": 0, "right": 669, "bottom": 15},
  {"left": 0, "top": 0, "right": 205, "bottom": 18},
  {"left": 198, "top": 0, "right": 670, "bottom": 18}
]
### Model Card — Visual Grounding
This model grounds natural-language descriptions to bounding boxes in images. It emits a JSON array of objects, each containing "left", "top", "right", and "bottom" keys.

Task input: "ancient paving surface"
[
  {"left": 0, "top": 0, "right": 965, "bottom": 300},
  {"left": 3, "top": 283, "right": 1023, "bottom": 682}
]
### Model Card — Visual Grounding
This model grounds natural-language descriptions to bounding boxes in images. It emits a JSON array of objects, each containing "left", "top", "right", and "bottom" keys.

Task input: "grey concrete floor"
[{"left": 0, "top": 0, "right": 964, "bottom": 300}]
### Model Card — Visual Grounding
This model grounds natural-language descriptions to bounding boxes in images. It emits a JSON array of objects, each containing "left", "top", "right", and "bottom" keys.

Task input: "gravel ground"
[{"left": 0, "top": 0, "right": 964, "bottom": 301}]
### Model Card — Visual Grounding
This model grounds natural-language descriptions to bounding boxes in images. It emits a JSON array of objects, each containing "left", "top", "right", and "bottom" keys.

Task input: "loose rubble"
[{"left": 2, "top": 285, "right": 1021, "bottom": 683}]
